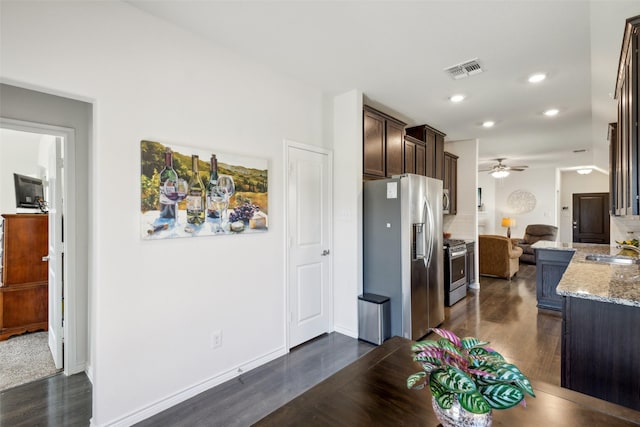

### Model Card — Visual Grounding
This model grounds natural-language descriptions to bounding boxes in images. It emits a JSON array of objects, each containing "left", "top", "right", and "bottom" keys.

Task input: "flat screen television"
[{"left": 14, "top": 173, "right": 45, "bottom": 209}]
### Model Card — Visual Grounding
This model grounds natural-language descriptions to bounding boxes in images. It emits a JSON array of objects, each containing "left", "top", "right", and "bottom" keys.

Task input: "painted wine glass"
[{"left": 174, "top": 178, "right": 189, "bottom": 226}]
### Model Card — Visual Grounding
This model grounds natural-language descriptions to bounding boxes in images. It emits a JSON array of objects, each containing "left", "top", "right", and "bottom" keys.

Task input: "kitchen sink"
[{"left": 584, "top": 254, "right": 640, "bottom": 265}]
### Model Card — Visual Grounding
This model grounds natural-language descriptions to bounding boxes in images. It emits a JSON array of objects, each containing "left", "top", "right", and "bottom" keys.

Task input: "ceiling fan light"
[
  {"left": 491, "top": 170, "right": 509, "bottom": 178},
  {"left": 577, "top": 168, "right": 592, "bottom": 175}
]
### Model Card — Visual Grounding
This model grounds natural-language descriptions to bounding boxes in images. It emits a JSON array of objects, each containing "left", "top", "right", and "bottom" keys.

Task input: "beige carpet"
[{"left": 0, "top": 332, "right": 60, "bottom": 391}]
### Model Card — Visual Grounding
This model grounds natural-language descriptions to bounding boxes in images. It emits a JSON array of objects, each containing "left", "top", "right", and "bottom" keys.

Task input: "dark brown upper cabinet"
[
  {"left": 363, "top": 105, "right": 406, "bottom": 178},
  {"left": 406, "top": 124, "right": 446, "bottom": 180},
  {"left": 612, "top": 15, "right": 640, "bottom": 216},
  {"left": 444, "top": 152, "right": 458, "bottom": 215},
  {"left": 404, "top": 135, "right": 427, "bottom": 175}
]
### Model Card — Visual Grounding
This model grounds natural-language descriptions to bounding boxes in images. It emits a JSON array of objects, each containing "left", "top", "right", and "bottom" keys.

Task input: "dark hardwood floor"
[{"left": 0, "top": 264, "right": 562, "bottom": 426}]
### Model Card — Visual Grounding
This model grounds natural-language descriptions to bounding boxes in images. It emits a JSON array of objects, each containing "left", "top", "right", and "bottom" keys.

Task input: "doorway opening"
[{"left": 0, "top": 122, "right": 75, "bottom": 390}]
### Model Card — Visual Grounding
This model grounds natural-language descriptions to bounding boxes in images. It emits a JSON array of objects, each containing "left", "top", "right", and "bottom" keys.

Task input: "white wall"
[
  {"left": 443, "top": 140, "right": 478, "bottom": 240},
  {"left": 332, "top": 90, "right": 362, "bottom": 337},
  {"left": 1, "top": 1, "right": 337, "bottom": 426},
  {"left": 477, "top": 172, "right": 496, "bottom": 234},
  {"left": 559, "top": 169, "right": 609, "bottom": 242},
  {"left": 0, "top": 128, "right": 52, "bottom": 214},
  {"left": 443, "top": 139, "right": 479, "bottom": 286},
  {"left": 492, "top": 167, "right": 558, "bottom": 240}
]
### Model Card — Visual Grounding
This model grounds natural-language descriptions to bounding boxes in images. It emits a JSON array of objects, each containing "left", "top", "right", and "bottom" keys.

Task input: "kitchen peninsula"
[{"left": 544, "top": 242, "right": 640, "bottom": 411}]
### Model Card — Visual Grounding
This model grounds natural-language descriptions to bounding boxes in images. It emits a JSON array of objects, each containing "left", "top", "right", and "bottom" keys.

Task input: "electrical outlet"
[{"left": 211, "top": 330, "right": 222, "bottom": 349}]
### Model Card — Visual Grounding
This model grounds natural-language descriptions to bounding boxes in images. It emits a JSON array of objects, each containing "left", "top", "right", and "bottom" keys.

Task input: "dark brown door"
[{"left": 573, "top": 193, "right": 610, "bottom": 243}]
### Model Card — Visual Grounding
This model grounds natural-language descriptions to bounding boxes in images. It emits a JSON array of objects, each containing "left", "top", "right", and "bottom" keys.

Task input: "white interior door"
[
  {"left": 287, "top": 142, "right": 332, "bottom": 348},
  {"left": 47, "top": 136, "right": 64, "bottom": 369}
]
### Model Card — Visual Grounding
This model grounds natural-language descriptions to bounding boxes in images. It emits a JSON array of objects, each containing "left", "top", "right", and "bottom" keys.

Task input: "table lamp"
[{"left": 501, "top": 217, "right": 515, "bottom": 238}]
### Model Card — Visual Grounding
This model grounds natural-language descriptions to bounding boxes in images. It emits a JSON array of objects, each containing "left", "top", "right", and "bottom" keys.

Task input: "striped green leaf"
[
  {"left": 431, "top": 366, "right": 476, "bottom": 394},
  {"left": 461, "top": 337, "right": 490, "bottom": 349},
  {"left": 497, "top": 364, "right": 535, "bottom": 397},
  {"left": 406, "top": 371, "right": 427, "bottom": 390},
  {"left": 480, "top": 383, "right": 525, "bottom": 409},
  {"left": 429, "top": 373, "right": 455, "bottom": 409},
  {"left": 458, "top": 390, "right": 492, "bottom": 414}
]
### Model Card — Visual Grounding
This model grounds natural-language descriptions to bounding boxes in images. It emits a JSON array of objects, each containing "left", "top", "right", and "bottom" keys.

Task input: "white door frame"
[
  {"left": 0, "top": 117, "right": 82, "bottom": 375},
  {"left": 283, "top": 139, "right": 334, "bottom": 350}
]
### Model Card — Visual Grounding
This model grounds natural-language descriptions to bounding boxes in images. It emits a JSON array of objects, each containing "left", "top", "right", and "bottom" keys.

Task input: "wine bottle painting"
[{"left": 140, "top": 140, "right": 268, "bottom": 239}]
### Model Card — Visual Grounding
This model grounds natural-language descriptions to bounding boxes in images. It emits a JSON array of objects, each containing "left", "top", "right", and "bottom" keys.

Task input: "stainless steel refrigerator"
[{"left": 363, "top": 174, "right": 444, "bottom": 340}]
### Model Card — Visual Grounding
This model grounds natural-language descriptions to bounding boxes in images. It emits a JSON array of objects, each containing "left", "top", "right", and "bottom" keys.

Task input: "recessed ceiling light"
[
  {"left": 544, "top": 108, "right": 559, "bottom": 117},
  {"left": 577, "top": 168, "right": 593, "bottom": 175},
  {"left": 528, "top": 73, "right": 546, "bottom": 83},
  {"left": 482, "top": 121, "right": 495, "bottom": 128},
  {"left": 450, "top": 94, "right": 465, "bottom": 103}
]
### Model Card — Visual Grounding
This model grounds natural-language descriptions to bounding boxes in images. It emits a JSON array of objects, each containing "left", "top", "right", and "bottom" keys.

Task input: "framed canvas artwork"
[{"left": 140, "top": 140, "right": 268, "bottom": 240}]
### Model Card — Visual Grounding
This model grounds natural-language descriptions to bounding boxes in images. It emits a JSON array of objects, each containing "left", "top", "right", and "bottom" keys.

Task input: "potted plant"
[{"left": 407, "top": 328, "right": 535, "bottom": 427}]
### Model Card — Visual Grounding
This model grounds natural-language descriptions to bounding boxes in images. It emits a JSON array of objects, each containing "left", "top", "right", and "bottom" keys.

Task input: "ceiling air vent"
[{"left": 444, "top": 58, "right": 484, "bottom": 80}]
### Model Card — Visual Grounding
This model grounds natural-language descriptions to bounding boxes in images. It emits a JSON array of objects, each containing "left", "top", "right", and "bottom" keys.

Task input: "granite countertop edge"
[{"left": 539, "top": 242, "right": 640, "bottom": 308}]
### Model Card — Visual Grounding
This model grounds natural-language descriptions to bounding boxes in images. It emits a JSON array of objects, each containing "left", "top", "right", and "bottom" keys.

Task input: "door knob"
[
  {"left": 321, "top": 249, "right": 330, "bottom": 256},
  {"left": 42, "top": 255, "right": 50, "bottom": 262}
]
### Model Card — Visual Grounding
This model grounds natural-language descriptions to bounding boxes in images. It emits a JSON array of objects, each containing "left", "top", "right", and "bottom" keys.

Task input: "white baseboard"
[
  {"left": 333, "top": 324, "right": 357, "bottom": 339},
  {"left": 102, "top": 345, "right": 287, "bottom": 427}
]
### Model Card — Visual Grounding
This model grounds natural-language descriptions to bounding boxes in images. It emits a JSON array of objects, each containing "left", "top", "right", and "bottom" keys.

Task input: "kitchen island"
[{"left": 553, "top": 242, "right": 640, "bottom": 411}]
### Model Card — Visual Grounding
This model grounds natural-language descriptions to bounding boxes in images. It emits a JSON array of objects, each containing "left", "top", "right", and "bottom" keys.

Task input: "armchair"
[
  {"left": 513, "top": 224, "right": 558, "bottom": 264},
  {"left": 478, "top": 234, "right": 523, "bottom": 279}
]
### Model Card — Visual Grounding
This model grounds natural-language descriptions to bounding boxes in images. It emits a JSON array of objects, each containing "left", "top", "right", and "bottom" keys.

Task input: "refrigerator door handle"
[{"left": 424, "top": 199, "right": 435, "bottom": 268}]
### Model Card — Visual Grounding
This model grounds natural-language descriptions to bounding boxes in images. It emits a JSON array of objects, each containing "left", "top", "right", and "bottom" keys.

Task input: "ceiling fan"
[{"left": 479, "top": 158, "right": 528, "bottom": 178}]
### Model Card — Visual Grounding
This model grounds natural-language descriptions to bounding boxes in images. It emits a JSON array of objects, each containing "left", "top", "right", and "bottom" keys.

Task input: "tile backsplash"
[{"left": 610, "top": 215, "right": 640, "bottom": 244}]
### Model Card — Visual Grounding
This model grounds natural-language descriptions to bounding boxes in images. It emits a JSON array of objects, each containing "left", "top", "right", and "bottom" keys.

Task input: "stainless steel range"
[{"left": 444, "top": 239, "right": 467, "bottom": 306}]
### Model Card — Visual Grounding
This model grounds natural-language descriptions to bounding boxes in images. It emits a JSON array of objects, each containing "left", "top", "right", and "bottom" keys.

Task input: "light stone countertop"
[{"left": 532, "top": 242, "right": 640, "bottom": 307}]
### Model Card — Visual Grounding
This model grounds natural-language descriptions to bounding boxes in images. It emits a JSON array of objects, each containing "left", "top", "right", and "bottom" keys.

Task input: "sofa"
[
  {"left": 478, "top": 234, "right": 523, "bottom": 279},
  {"left": 513, "top": 224, "right": 558, "bottom": 264}
]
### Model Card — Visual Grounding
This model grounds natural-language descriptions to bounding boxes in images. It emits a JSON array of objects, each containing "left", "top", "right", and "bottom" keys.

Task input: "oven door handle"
[{"left": 450, "top": 248, "right": 467, "bottom": 258}]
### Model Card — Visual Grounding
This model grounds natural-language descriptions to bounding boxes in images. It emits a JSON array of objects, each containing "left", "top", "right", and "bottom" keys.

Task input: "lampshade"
[
  {"left": 491, "top": 170, "right": 509, "bottom": 178},
  {"left": 501, "top": 217, "right": 515, "bottom": 228}
]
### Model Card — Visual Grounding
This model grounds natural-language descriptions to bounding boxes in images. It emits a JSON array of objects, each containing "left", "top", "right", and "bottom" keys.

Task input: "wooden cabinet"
[
  {"left": 403, "top": 135, "right": 427, "bottom": 175},
  {"left": 404, "top": 136, "right": 416, "bottom": 174},
  {"left": 562, "top": 296, "right": 640, "bottom": 410},
  {"left": 434, "top": 132, "right": 445, "bottom": 181},
  {"left": 535, "top": 248, "right": 574, "bottom": 311},
  {"left": 1, "top": 214, "right": 48, "bottom": 341},
  {"left": 609, "top": 122, "right": 620, "bottom": 213},
  {"left": 443, "top": 152, "right": 458, "bottom": 215},
  {"left": 612, "top": 15, "right": 640, "bottom": 216},
  {"left": 465, "top": 241, "right": 475, "bottom": 287},
  {"left": 406, "top": 124, "right": 445, "bottom": 180},
  {"left": 363, "top": 106, "right": 406, "bottom": 178}
]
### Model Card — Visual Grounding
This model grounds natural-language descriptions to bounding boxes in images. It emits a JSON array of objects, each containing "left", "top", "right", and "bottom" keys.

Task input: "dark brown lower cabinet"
[
  {"left": 562, "top": 296, "right": 640, "bottom": 411},
  {"left": 536, "top": 248, "right": 573, "bottom": 311}
]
